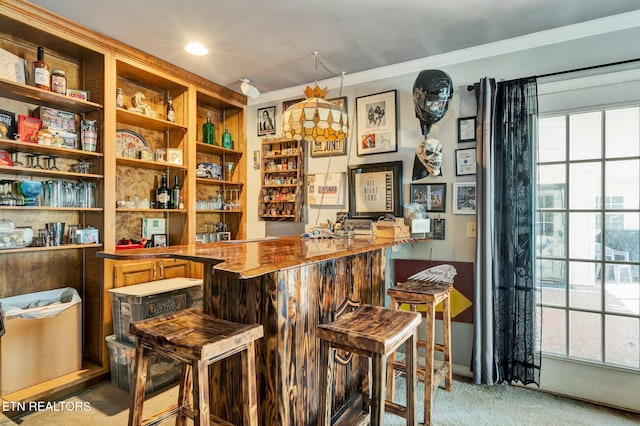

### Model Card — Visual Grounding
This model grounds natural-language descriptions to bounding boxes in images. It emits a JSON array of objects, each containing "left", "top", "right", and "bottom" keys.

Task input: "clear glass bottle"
[
  {"left": 203, "top": 111, "right": 215, "bottom": 145},
  {"left": 166, "top": 95, "right": 175, "bottom": 122},
  {"left": 155, "top": 173, "right": 170, "bottom": 209},
  {"left": 32, "top": 46, "right": 50, "bottom": 90},
  {"left": 50, "top": 69, "right": 67, "bottom": 95},
  {"left": 222, "top": 126, "right": 233, "bottom": 149}
]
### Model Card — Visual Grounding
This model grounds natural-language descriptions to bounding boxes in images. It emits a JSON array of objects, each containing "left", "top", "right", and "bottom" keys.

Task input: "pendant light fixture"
[{"left": 282, "top": 52, "right": 348, "bottom": 142}]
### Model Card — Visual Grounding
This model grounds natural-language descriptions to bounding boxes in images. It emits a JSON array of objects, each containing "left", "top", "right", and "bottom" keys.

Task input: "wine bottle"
[
  {"left": 171, "top": 175, "right": 181, "bottom": 209},
  {"left": 222, "top": 126, "right": 233, "bottom": 149},
  {"left": 155, "top": 173, "right": 170, "bottom": 209},
  {"left": 203, "top": 111, "right": 215, "bottom": 145},
  {"left": 32, "top": 46, "right": 50, "bottom": 90},
  {"left": 166, "top": 95, "right": 175, "bottom": 122}
]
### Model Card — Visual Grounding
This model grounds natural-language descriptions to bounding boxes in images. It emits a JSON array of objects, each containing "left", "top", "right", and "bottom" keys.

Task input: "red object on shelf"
[{"left": 115, "top": 243, "right": 145, "bottom": 250}]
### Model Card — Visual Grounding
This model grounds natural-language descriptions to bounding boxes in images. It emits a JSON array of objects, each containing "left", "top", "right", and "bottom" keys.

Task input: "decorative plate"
[{"left": 116, "top": 129, "right": 148, "bottom": 157}]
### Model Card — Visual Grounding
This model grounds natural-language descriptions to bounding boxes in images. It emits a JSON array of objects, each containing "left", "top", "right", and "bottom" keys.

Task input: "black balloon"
[{"left": 413, "top": 69, "right": 454, "bottom": 137}]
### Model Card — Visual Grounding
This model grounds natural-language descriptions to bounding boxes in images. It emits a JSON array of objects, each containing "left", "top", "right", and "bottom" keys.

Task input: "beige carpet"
[{"left": 1, "top": 375, "right": 639, "bottom": 425}]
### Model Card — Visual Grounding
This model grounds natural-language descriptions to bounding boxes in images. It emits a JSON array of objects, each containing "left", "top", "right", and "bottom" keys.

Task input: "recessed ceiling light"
[{"left": 185, "top": 42, "right": 208, "bottom": 56}]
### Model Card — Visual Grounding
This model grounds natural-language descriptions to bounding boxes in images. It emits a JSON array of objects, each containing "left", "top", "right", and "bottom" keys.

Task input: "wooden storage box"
[{"left": 374, "top": 221, "right": 410, "bottom": 239}]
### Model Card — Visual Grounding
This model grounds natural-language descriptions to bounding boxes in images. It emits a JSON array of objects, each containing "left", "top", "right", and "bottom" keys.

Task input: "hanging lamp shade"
[{"left": 282, "top": 84, "right": 348, "bottom": 142}]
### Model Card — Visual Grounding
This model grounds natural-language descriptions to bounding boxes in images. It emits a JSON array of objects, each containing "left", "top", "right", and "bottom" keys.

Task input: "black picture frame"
[
  {"left": 455, "top": 148, "right": 476, "bottom": 176},
  {"left": 410, "top": 183, "right": 446, "bottom": 212},
  {"left": 458, "top": 116, "right": 476, "bottom": 142},
  {"left": 282, "top": 97, "right": 304, "bottom": 112},
  {"left": 310, "top": 96, "right": 348, "bottom": 157},
  {"left": 356, "top": 90, "right": 397, "bottom": 156},
  {"left": 257, "top": 106, "right": 276, "bottom": 136},
  {"left": 348, "top": 161, "right": 403, "bottom": 220},
  {"left": 152, "top": 233, "right": 167, "bottom": 247}
]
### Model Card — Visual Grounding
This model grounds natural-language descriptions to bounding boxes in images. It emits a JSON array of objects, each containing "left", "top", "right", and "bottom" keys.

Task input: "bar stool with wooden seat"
[
  {"left": 387, "top": 264, "right": 457, "bottom": 425},
  {"left": 127, "top": 307, "right": 264, "bottom": 426},
  {"left": 316, "top": 302, "right": 422, "bottom": 425}
]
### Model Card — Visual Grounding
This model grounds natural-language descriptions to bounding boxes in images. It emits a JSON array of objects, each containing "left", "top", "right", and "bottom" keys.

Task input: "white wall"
[{"left": 243, "top": 12, "right": 640, "bottom": 390}]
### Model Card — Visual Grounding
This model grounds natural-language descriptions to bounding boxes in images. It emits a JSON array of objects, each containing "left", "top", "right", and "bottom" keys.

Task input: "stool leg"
[
  {"left": 317, "top": 339, "right": 332, "bottom": 426},
  {"left": 128, "top": 343, "right": 149, "bottom": 426},
  {"left": 443, "top": 293, "right": 453, "bottom": 391},
  {"left": 424, "top": 301, "right": 435, "bottom": 426},
  {"left": 386, "top": 296, "right": 398, "bottom": 402},
  {"left": 175, "top": 363, "right": 192, "bottom": 426},
  {"left": 370, "top": 353, "right": 387, "bottom": 425},
  {"left": 191, "top": 359, "right": 210, "bottom": 426},
  {"left": 241, "top": 341, "right": 259, "bottom": 426},
  {"left": 405, "top": 330, "right": 418, "bottom": 426}
]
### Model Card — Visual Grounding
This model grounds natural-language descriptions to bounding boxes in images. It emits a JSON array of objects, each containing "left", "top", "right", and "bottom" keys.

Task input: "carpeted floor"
[{"left": 1, "top": 375, "right": 639, "bottom": 425}]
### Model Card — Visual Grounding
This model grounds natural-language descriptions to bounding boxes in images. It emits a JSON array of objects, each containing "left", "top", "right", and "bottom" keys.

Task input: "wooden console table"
[{"left": 99, "top": 235, "right": 420, "bottom": 425}]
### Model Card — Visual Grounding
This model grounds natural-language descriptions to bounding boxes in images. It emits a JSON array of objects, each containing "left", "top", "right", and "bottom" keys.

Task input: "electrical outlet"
[{"left": 466, "top": 222, "right": 477, "bottom": 238}]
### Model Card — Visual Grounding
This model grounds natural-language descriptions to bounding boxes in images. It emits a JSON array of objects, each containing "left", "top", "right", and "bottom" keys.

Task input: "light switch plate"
[{"left": 467, "top": 222, "right": 477, "bottom": 238}]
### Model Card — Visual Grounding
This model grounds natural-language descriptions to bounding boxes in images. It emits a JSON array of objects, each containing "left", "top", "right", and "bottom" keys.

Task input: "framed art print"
[
  {"left": 257, "top": 106, "right": 276, "bottom": 136},
  {"left": 455, "top": 148, "right": 476, "bottom": 176},
  {"left": 453, "top": 182, "right": 477, "bottom": 214},
  {"left": 458, "top": 116, "right": 476, "bottom": 142},
  {"left": 410, "top": 183, "right": 446, "bottom": 212},
  {"left": 356, "top": 90, "right": 397, "bottom": 156},
  {"left": 307, "top": 173, "right": 346, "bottom": 206},
  {"left": 348, "top": 161, "right": 403, "bottom": 220}
]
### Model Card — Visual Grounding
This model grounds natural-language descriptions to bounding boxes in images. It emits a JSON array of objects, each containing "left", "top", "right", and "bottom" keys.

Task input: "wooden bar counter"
[{"left": 99, "top": 235, "right": 419, "bottom": 425}]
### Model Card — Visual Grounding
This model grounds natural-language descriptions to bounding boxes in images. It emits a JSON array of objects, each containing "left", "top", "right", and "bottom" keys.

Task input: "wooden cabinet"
[
  {"left": 259, "top": 137, "right": 304, "bottom": 222},
  {"left": 113, "top": 258, "right": 191, "bottom": 287}
]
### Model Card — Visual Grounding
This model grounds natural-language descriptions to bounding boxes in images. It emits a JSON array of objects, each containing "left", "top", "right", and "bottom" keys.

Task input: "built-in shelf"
[
  {"left": 116, "top": 108, "right": 188, "bottom": 132},
  {"left": 116, "top": 157, "right": 188, "bottom": 171},
  {"left": 0, "top": 138, "right": 103, "bottom": 160},
  {"left": 0, "top": 78, "right": 103, "bottom": 114}
]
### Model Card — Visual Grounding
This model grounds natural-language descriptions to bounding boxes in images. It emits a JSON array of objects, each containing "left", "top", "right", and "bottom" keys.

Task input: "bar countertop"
[{"left": 98, "top": 235, "right": 421, "bottom": 279}]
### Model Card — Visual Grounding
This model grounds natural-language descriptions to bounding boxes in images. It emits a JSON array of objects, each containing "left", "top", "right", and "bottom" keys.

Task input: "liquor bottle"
[
  {"left": 166, "top": 95, "right": 175, "bottom": 122},
  {"left": 155, "top": 173, "right": 170, "bottom": 209},
  {"left": 32, "top": 46, "right": 50, "bottom": 90},
  {"left": 171, "top": 175, "right": 181, "bottom": 209},
  {"left": 203, "top": 112, "right": 215, "bottom": 145},
  {"left": 222, "top": 126, "right": 233, "bottom": 149}
]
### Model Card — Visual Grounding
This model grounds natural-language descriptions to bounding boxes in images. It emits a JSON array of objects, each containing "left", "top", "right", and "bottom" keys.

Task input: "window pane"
[
  {"left": 606, "top": 276, "right": 639, "bottom": 315},
  {"left": 605, "top": 160, "right": 639, "bottom": 210},
  {"left": 538, "top": 259, "right": 566, "bottom": 306},
  {"left": 569, "top": 212, "right": 600, "bottom": 260},
  {"left": 538, "top": 164, "right": 566, "bottom": 209},
  {"left": 604, "top": 213, "right": 639, "bottom": 263},
  {"left": 569, "top": 261, "right": 602, "bottom": 311},
  {"left": 569, "top": 111, "right": 602, "bottom": 161},
  {"left": 606, "top": 107, "right": 640, "bottom": 158},
  {"left": 542, "top": 307, "right": 566, "bottom": 355},
  {"left": 570, "top": 311, "right": 602, "bottom": 361},
  {"left": 605, "top": 315, "right": 639, "bottom": 368},
  {"left": 536, "top": 212, "right": 565, "bottom": 258},
  {"left": 569, "top": 162, "right": 601, "bottom": 209},
  {"left": 539, "top": 116, "right": 566, "bottom": 163}
]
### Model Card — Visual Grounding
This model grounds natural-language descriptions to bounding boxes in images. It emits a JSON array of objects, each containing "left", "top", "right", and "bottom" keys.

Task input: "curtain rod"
[{"left": 466, "top": 57, "right": 640, "bottom": 91}]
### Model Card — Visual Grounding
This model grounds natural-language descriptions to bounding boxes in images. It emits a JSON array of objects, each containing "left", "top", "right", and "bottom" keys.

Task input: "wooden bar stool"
[
  {"left": 127, "top": 307, "right": 263, "bottom": 426},
  {"left": 387, "top": 265, "right": 456, "bottom": 425},
  {"left": 317, "top": 303, "right": 422, "bottom": 425}
]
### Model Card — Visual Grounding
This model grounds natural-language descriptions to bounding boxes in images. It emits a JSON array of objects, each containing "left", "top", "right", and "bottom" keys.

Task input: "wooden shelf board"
[
  {"left": 0, "top": 243, "right": 102, "bottom": 254},
  {"left": 196, "top": 142, "right": 243, "bottom": 156},
  {"left": 0, "top": 164, "right": 103, "bottom": 179},
  {"left": 0, "top": 78, "right": 103, "bottom": 114},
  {"left": 0, "top": 138, "right": 103, "bottom": 160},
  {"left": 116, "top": 108, "right": 188, "bottom": 132},
  {"left": 116, "top": 157, "right": 188, "bottom": 171}
]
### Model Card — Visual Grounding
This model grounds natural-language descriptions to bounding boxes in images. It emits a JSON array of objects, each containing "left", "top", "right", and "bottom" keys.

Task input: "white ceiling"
[{"left": 27, "top": 0, "right": 640, "bottom": 96}]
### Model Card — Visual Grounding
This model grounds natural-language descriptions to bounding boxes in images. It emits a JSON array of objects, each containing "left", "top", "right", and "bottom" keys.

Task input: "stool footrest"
[{"left": 141, "top": 403, "right": 192, "bottom": 426}]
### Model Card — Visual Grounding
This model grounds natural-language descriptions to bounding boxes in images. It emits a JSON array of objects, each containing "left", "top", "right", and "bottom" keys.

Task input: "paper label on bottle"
[
  {"left": 157, "top": 193, "right": 170, "bottom": 203},
  {"left": 34, "top": 68, "right": 50, "bottom": 87}
]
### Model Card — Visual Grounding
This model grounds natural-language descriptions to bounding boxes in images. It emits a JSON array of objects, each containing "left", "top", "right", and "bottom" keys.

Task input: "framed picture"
[
  {"left": 167, "top": 148, "right": 183, "bottom": 165},
  {"left": 410, "top": 183, "right": 446, "bottom": 213},
  {"left": 257, "top": 106, "right": 276, "bottom": 136},
  {"left": 307, "top": 173, "right": 346, "bottom": 206},
  {"left": 455, "top": 148, "right": 476, "bottom": 176},
  {"left": 282, "top": 98, "right": 304, "bottom": 111},
  {"left": 310, "top": 96, "right": 348, "bottom": 157},
  {"left": 453, "top": 182, "right": 477, "bottom": 214},
  {"left": 348, "top": 161, "right": 403, "bottom": 220},
  {"left": 152, "top": 233, "right": 167, "bottom": 247},
  {"left": 458, "top": 116, "right": 476, "bottom": 142},
  {"left": 356, "top": 90, "right": 397, "bottom": 156},
  {"left": 432, "top": 218, "right": 446, "bottom": 240}
]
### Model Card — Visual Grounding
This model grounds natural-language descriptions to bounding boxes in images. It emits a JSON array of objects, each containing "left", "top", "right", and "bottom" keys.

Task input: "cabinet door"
[
  {"left": 158, "top": 259, "right": 190, "bottom": 280},
  {"left": 113, "top": 260, "right": 158, "bottom": 286}
]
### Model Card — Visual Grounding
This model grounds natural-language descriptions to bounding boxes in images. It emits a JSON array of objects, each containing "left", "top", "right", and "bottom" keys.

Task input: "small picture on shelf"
[
  {"left": 167, "top": 148, "right": 183, "bottom": 165},
  {"left": 152, "top": 233, "right": 167, "bottom": 248}
]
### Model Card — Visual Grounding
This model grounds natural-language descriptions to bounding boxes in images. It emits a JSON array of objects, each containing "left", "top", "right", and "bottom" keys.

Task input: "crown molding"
[{"left": 250, "top": 10, "right": 640, "bottom": 106}]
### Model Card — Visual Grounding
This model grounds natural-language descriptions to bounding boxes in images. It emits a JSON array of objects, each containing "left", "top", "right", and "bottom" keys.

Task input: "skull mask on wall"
[{"left": 416, "top": 138, "right": 443, "bottom": 177}]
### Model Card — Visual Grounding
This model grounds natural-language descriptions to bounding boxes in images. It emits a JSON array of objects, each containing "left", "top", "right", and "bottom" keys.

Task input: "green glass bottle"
[
  {"left": 203, "top": 112, "right": 215, "bottom": 145},
  {"left": 222, "top": 126, "right": 233, "bottom": 149}
]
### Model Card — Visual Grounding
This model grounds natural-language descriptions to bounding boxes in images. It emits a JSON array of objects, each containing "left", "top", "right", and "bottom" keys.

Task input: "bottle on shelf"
[
  {"left": 171, "top": 175, "right": 181, "bottom": 209},
  {"left": 50, "top": 69, "right": 67, "bottom": 95},
  {"left": 155, "top": 172, "right": 170, "bottom": 209},
  {"left": 166, "top": 95, "right": 175, "bottom": 122},
  {"left": 32, "top": 46, "right": 50, "bottom": 90},
  {"left": 222, "top": 126, "right": 233, "bottom": 149},
  {"left": 203, "top": 111, "right": 215, "bottom": 145}
]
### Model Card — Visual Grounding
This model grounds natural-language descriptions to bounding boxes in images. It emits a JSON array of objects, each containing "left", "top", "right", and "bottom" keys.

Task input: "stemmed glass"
[
  {"left": 225, "top": 162, "right": 235, "bottom": 181},
  {"left": 9, "top": 151, "right": 23, "bottom": 168},
  {"left": 27, "top": 154, "right": 44, "bottom": 169},
  {"left": 46, "top": 156, "right": 60, "bottom": 171}
]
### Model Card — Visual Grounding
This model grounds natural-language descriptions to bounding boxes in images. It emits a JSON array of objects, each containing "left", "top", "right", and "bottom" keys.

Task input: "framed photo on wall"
[
  {"left": 282, "top": 97, "right": 304, "bottom": 112},
  {"left": 455, "top": 148, "right": 476, "bottom": 176},
  {"left": 310, "top": 96, "right": 348, "bottom": 157},
  {"left": 307, "top": 173, "right": 346, "bottom": 206},
  {"left": 348, "top": 161, "right": 403, "bottom": 219},
  {"left": 356, "top": 90, "right": 397, "bottom": 156},
  {"left": 453, "top": 182, "right": 477, "bottom": 214},
  {"left": 257, "top": 106, "right": 276, "bottom": 136},
  {"left": 458, "top": 116, "right": 476, "bottom": 142},
  {"left": 410, "top": 183, "right": 446, "bottom": 212}
]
